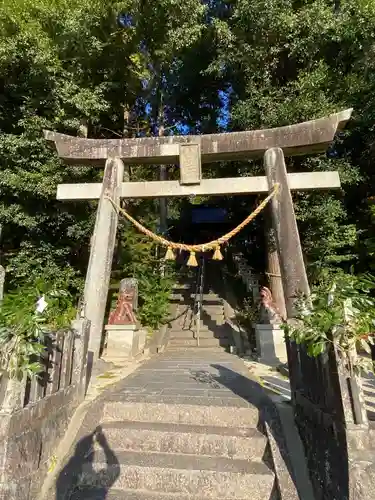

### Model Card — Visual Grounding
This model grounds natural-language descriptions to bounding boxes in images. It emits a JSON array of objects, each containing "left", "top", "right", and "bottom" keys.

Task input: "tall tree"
[
  {"left": 205, "top": 0, "right": 375, "bottom": 281},
  {"left": 0, "top": 0, "right": 207, "bottom": 288}
]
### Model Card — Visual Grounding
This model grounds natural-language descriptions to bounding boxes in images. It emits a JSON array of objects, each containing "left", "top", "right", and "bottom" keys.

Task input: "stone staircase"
[
  {"left": 57, "top": 264, "right": 280, "bottom": 500},
  {"left": 67, "top": 350, "right": 277, "bottom": 500},
  {"left": 167, "top": 282, "right": 233, "bottom": 350}
]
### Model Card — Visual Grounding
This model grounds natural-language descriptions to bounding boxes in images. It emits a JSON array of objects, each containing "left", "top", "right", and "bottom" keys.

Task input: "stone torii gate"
[{"left": 44, "top": 109, "right": 352, "bottom": 360}]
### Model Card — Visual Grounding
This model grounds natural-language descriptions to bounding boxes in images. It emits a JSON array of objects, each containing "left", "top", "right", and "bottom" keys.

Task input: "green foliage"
[
  {"left": 0, "top": 278, "right": 77, "bottom": 379},
  {"left": 206, "top": 0, "right": 375, "bottom": 279},
  {"left": 0, "top": 0, "right": 207, "bottom": 331},
  {"left": 0, "top": 0, "right": 207, "bottom": 304},
  {"left": 137, "top": 272, "right": 174, "bottom": 330},
  {"left": 283, "top": 274, "right": 375, "bottom": 375},
  {"left": 0, "top": 0, "right": 123, "bottom": 288},
  {"left": 359, "top": 199, "right": 375, "bottom": 273},
  {"left": 235, "top": 298, "right": 260, "bottom": 328},
  {"left": 114, "top": 220, "right": 175, "bottom": 330},
  {"left": 235, "top": 297, "right": 260, "bottom": 349}
]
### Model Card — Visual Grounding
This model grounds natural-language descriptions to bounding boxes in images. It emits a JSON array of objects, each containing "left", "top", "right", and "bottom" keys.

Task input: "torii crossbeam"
[
  {"left": 45, "top": 109, "right": 351, "bottom": 165},
  {"left": 44, "top": 109, "right": 352, "bottom": 359}
]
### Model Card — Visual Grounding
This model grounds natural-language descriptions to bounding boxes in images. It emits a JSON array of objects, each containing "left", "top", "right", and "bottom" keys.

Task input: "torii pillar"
[
  {"left": 84, "top": 157, "right": 124, "bottom": 358},
  {"left": 265, "top": 208, "right": 287, "bottom": 320}
]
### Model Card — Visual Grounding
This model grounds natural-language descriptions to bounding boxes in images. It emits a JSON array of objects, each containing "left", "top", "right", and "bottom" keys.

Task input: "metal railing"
[{"left": 192, "top": 256, "right": 205, "bottom": 346}]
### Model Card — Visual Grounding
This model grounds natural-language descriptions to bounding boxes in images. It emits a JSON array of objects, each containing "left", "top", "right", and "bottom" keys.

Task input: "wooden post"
[{"left": 83, "top": 157, "right": 124, "bottom": 359}]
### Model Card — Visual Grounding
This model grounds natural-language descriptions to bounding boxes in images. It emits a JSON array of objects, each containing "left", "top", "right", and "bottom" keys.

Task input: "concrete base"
[
  {"left": 254, "top": 323, "right": 287, "bottom": 366},
  {"left": 104, "top": 324, "right": 147, "bottom": 360}
]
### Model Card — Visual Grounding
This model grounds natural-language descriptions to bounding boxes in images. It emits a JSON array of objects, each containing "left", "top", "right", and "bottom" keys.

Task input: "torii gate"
[{"left": 44, "top": 109, "right": 352, "bottom": 360}]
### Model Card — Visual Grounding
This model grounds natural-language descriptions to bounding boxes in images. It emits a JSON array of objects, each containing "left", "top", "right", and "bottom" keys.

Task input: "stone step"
[
  {"left": 201, "top": 303, "right": 225, "bottom": 310},
  {"left": 169, "top": 338, "right": 231, "bottom": 348},
  {"left": 170, "top": 300, "right": 223, "bottom": 308},
  {"left": 167, "top": 329, "right": 227, "bottom": 338},
  {"left": 169, "top": 321, "right": 227, "bottom": 329},
  {"left": 169, "top": 303, "right": 223, "bottom": 311},
  {"left": 170, "top": 313, "right": 226, "bottom": 322},
  {"left": 172, "top": 284, "right": 194, "bottom": 291},
  {"left": 102, "top": 402, "right": 260, "bottom": 428},
  {"left": 169, "top": 315, "right": 225, "bottom": 323},
  {"left": 170, "top": 294, "right": 222, "bottom": 303},
  {"left": 170, "top": 299, "right": 223, "bottom": 304},
  {"left": 167, "top": 346, "right": 230, "bottom": 352},
  {"left": 96, "top": 421, "right": 267, "bottom": 460},
  {"left": 169, "top": 296, "right": 193, "bottom": 303},
  {"left": 167, "top": 324, "right": 203, "bottom": 331},
  {"left": 202, "top": 294, "right": 222, "bottom": 301},
  {"left": 169, "top": 315, "right": 225, "bottom": 324},
  {"left": 78, "top": 450, "right": 274, "bottom": 499},
  {"left": 198, "top": 315, "right": 226, "bottom": 322},
  {"left": 348, "top": 423, "right": 375, "bottom": 451},
  {"left": 169, "top": 330, "right": 229, "bottom": 340},
  {"left": 71, "top": 490, "right": 253, "bottom": 500},
  {"left": 203, "top": 317, "right": 226, "bottom": 325},
  {"left": 169, "top": 319, "right": 227, "bottom": 331}
]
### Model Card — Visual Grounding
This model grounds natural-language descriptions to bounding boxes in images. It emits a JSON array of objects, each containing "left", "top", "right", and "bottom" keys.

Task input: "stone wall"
[
  {"left": 0, "top": 318, "right": 90, "bottom": 500},
  {"left": 291, "top": 340, "right": 373, "bottom": 500}
]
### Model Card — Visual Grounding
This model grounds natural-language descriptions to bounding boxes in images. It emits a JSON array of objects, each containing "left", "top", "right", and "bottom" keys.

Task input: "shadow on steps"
[
  {"left": 56, "top": 425, "right": 119, "bottom": 500},
  {"left": 210, "top": 364, "right": 314, "bottom": 500}
]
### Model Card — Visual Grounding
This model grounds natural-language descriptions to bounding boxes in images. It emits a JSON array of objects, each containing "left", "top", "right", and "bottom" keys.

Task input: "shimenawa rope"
[{"left": 105, "top": 183, "right": 280, "bottom": 266}]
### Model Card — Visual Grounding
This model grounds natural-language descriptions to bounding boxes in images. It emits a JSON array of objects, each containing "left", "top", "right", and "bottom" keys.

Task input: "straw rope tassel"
[
  {"left": 212, "top": 245, "right": 223, "bottom": 261},
  {"left": 187, "top": 251, "right": 198, "bottom": 267},
  {"left": 164, "top": 246, "right": 176, "bottom": 261}
]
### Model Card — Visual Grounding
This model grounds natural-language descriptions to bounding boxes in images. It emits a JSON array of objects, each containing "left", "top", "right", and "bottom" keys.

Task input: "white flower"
[
  {"left": 36, "top": 296, "right": 48, "bottom": 314},
  {"left": 328, "top": 282, "right": 337, "bottom": 306}
]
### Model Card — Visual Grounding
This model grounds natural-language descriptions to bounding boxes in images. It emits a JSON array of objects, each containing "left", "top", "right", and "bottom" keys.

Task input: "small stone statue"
[
  {"left": 108, "top": 290, "right": 137, "bottom": 325},
  {"left": 259, "top": 286, "right": 282, "bottom": 324},
  {"left": 120, "top": 278, "right": 138, "bottom": 311}
]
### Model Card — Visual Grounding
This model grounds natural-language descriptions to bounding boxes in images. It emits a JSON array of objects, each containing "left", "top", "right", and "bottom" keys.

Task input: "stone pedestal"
[
  {"left": 254, "top": 323, "right": 287, "bottom": 365},
  {"left": 133, "top": 328, "right": 147, "bottom": 357},
  {"left": 104, "top": 324, "right": 146, "bottom": 360}
]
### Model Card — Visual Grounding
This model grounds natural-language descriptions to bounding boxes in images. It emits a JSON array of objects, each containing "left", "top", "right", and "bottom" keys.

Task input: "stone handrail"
[
  {"left": 220, "top": 258, "right": 253, "bottom": 355},
  {"left": 232, "top": 252, "right": 260, "bottom": 300}
]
